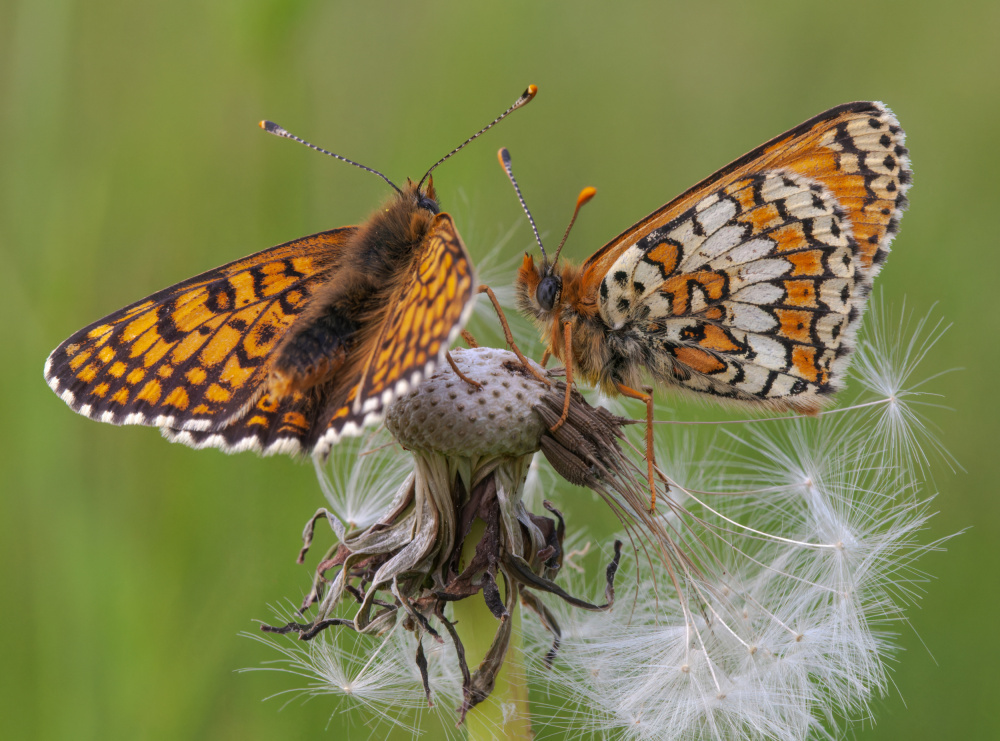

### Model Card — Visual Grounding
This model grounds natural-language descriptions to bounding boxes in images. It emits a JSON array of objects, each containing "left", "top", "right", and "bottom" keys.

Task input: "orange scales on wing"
[{"left": 46, "top": 86, "right": 539, "bottom": 456}]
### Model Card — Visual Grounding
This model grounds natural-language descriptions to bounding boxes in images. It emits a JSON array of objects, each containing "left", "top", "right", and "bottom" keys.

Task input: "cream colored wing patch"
[{"left": 598, "top": 171, "right": 867, "bottom": 412}]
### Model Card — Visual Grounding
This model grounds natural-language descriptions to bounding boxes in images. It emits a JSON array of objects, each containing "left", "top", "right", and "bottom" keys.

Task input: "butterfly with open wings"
[{"left": 44, "top": 86, "right": 538, "bottom": 457}]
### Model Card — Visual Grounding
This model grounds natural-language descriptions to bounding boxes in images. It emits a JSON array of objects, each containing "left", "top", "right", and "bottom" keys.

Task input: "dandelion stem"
[{"left": 453, "top": 519, "right": 532, "bottom": 739}]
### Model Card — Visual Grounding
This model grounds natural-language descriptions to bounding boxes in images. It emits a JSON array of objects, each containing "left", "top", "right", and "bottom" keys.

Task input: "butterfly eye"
[
  {"left": 417, "top": 195, "right": 440, "bottom": 214},
  {"left": 536, "top": 274, "right": 561, "bottom": 311}
]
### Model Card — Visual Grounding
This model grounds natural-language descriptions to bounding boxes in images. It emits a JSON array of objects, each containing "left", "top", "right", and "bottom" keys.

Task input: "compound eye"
[
  {"left": 417, "top": 195, "right": 440, "bottom": 214},
  {"left": 535, "top": 275, "right": 561, "bottom": 311}
]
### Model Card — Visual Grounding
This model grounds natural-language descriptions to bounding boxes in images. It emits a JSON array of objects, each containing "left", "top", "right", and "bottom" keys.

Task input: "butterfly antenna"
[
  {"left": 259, "top": 120, "right": 403, "bottom": 195},
  {"left": 497, "top": 147, "right": 547, "bottom": 262},
  {"left": 551, "top": 186, "right": 597, "bottom": 268},
  {"left": 417, "top": 85, "right": 537, "bottom": 191}
]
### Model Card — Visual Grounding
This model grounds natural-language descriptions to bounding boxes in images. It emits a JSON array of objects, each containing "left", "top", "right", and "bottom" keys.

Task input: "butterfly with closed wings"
[{"left": 504, "top": 101, "right": 911, "bottom": 507}]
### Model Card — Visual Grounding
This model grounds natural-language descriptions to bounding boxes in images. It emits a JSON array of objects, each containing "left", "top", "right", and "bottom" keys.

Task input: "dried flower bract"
[{"left": 263, "top": 348, "right": 627, "bottom": 720}]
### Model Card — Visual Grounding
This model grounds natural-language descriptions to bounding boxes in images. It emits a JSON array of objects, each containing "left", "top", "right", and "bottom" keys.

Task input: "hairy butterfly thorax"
[
  {"left": 44, "top": 86, "right": 537, "bottom": 457},
  {"left": 268, "top": 180, "right": 441, "bottom": 398}
]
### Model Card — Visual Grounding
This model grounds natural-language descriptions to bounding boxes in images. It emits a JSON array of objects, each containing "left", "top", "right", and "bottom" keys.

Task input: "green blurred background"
[{"left": 2, "top": 1, "right": 996, "bottom": 738}]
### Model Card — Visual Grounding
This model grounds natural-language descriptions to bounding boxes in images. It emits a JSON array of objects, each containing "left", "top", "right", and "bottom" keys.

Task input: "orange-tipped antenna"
[
  {"left": 259, "top": 120, "right": 402, "bottom": 194},
  {"left": 550, "top": 186, "right": 596, "bottom": 268},
  {"left": 417, "top": 84, "right": 537, "bottom": 191},
  {"left": 497, "top": 147, "right": 547, "bottom": 262}
]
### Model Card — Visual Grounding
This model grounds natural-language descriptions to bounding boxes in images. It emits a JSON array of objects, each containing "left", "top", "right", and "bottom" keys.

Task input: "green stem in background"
[{"left": 452, "top": 519, "right": 532, "bottom": 740}]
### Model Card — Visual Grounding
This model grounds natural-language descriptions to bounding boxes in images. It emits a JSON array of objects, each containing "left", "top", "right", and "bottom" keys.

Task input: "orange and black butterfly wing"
[
  {"left": 587, "top": 102, "right": 910, "bottom": 412},
  {"left": 583, "top": 101, "right": 908, "bottom": 281},
  {"left": 312, "top": 212, "right": 477, "bottom": 454},
  {"left": 161, "top": 383, "right": 328, "bottom": 455},
  {"left": 45, "top": 229, "right": 352, "bottom": 452}
]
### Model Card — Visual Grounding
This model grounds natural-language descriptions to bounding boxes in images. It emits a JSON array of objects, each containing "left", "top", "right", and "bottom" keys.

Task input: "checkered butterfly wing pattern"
[
  {"left": 165, "top": 213, "right": 477, "bottom": 456},
  {"left": 44, "top": 230, "right": 349, "bottom": 453},
  {"left": 587, "top": 101, "right": 910, "bottom": 412},
  {"left": 322, "top": 212, "right": 477, "bottom": 442}
]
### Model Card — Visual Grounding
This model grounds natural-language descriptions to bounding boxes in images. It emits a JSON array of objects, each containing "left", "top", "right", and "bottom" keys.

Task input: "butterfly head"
[
  {"left": 362, "top": 178, "right": 444, "bottom": 254},
  {"left": 412, "top": 176, "right": 440, "bottom": 213},
  {"left": 511, "top": 178, "right": 596, "bottom": 322},
  {"left": 515, "top": 252, "right": 563, "bottom": 321}
]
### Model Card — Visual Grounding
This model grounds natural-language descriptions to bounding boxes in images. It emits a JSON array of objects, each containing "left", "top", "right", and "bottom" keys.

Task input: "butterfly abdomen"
[{"left": 269, "top": 307, "right": 358, "bottom": 395}]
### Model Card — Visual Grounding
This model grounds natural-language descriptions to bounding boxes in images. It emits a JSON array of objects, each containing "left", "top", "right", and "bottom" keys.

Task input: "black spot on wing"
[{"left": 206, "top": 280, "right": 237, "bottom": 314}]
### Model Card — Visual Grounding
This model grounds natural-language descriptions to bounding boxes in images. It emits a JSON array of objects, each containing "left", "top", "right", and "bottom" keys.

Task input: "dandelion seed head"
[
  {"left": 385, "top": 347, "right": 548, "bottom": 458},
  {"left": 254, "top": 346, "right": 637, "bottom": 733}
]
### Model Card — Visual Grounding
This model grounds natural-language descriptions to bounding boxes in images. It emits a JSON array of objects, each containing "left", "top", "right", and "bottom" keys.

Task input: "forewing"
[
  {"left": 584, "top": 101, "right": 909, "bottom": 282},
  {"left": 593, "top": 102, "right": 911, "bottom": 411},
  {"left": 44, "top": 229, "right": 351, "bottom": 442},
  {"left": 312, "top": 212, "right": 477, "bottom": 454}
]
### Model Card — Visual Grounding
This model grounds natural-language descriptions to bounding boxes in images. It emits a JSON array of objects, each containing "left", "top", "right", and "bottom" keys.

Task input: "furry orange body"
[
  {"left": 269, "top": 180, "right": 441, "bottom": 397},
  {"left": 517, "top": 258, "right": 618, "bottom": 392}
]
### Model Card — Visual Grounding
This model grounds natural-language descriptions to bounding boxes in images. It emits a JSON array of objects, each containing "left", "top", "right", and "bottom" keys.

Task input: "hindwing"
[{"left": 313, "top": 212, "right": 477, "bottom": 453}]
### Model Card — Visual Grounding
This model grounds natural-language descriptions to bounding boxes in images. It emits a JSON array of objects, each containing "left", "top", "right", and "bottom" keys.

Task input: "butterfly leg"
[
  {"left": 477, "top": 285, "right": 550, "bottom": 385},
  {"left": 616, "top": 383, "right": 660, "bottom": 512},
  {"left": 550, "top": 321, "right": 575, "bottom": 433},
  {"left": 540, "top": 348, "right": 551, "bottom": 368},
  {"left": 446, "top": 350, "right": 482, "bottom": 389},
  {"left": 461, "top": 329, "right": 480, "bottom": 348}
]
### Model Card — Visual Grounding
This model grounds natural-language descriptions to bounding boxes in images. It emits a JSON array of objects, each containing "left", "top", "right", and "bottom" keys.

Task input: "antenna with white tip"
[
  {"left": 497, "top": 146, "right": 596, "bottom": 271},
  {"left": 417, "top": 85, "right": 537, "bottom": 191},
  {"left": 260, "top": 84, "right": 538, "bottom": 196},
  {"left": 259, "top": 119, "right": 403, "bottom": 194},
  {"left": 497, "top": 147, "right": 547, "bottom": 261}
]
